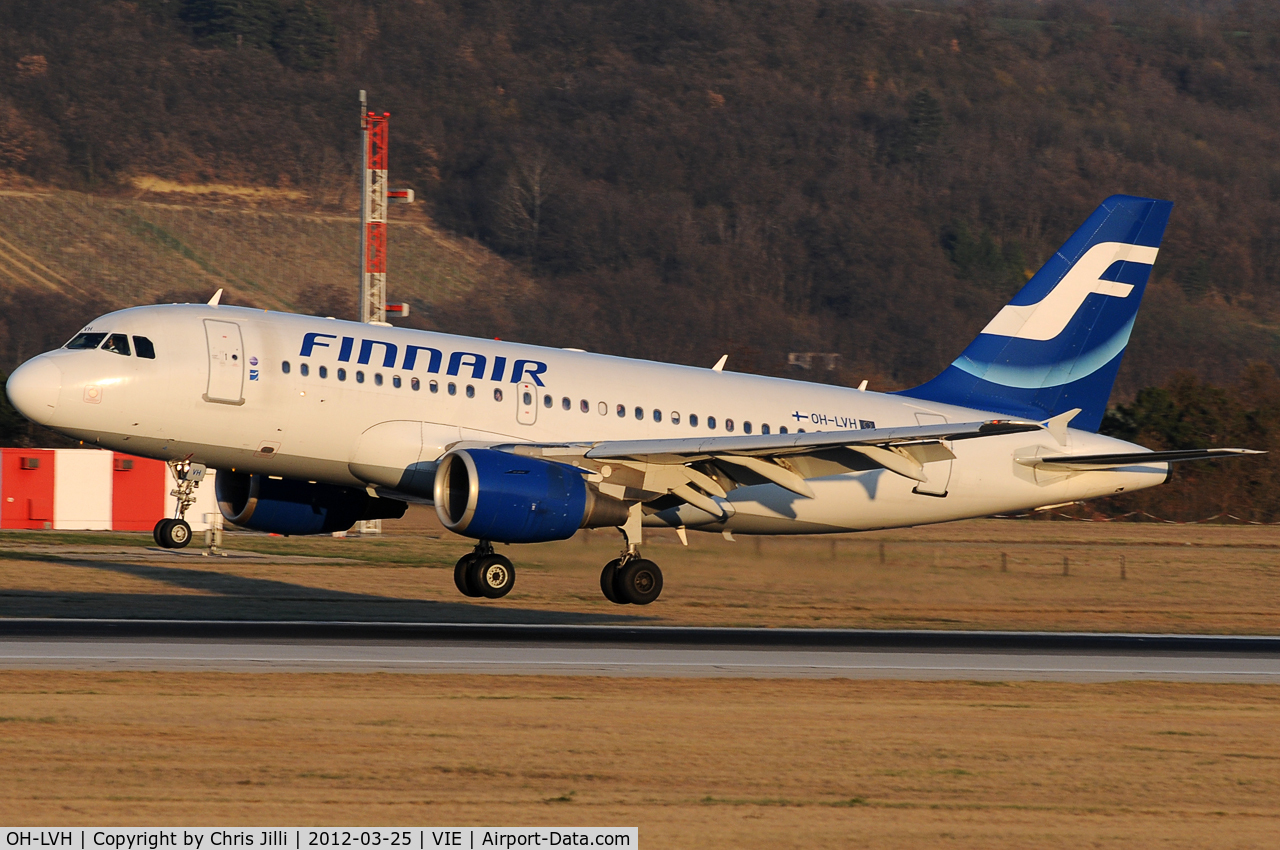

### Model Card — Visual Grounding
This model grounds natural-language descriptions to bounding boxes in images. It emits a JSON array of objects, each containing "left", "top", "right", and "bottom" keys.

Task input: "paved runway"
[{"left": 2, "top": 619, "right": 1279, "bottom": 681}]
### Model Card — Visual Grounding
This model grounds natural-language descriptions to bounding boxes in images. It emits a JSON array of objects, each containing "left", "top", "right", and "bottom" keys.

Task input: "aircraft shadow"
[{"left": 0, "top": 553, "right": 644, "bottom": 625}]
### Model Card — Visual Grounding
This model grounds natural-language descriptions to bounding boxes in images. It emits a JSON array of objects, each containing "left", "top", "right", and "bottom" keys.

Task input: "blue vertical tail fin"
[{"left": 898, "top": 195, "right": 1173, "bottom": 431}]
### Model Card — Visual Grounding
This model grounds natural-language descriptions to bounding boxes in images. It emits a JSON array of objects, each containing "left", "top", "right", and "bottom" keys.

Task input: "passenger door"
[{"left": 203, "top": 319, "right": 245, "bottom": 405}]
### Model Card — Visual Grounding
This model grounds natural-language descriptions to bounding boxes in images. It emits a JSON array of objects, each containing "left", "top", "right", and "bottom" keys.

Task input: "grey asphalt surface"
[{"left": 1, "top": 619, "right": 1278, "bottom": 681}]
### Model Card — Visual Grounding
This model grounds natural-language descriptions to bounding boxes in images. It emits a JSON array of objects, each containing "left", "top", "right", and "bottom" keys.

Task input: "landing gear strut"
[
  {"left": 454, "top": 541, "right": 516, "bottom": 599},
  {"left": 600, "top": 506, "right": 663, "bottom": 605},
  {"left": 154, "top": 459, "right": 205, "bottom": 550}
]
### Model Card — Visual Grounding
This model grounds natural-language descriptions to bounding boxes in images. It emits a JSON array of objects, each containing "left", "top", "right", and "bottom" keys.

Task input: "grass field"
[
  {"left": 0, "top": 188, "right": 506, "bottom": 316},
  {"left": 3, "top": 519, "right": 1280, "bottom": 845},
  {"left": 2, "top": 512, "right": 1279, "bottom": 632},
  {"left": 0, "top": 672, "right": 1278, "bottom": 847}
]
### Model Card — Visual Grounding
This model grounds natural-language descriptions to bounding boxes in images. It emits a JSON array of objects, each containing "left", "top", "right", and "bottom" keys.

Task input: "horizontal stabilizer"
[{"left": 1017, "top": 447, "right": 1264, "bottom": 470}]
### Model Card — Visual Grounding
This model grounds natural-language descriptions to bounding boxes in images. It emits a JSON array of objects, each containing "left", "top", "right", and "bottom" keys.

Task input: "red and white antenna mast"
[{"left": 358, "top": 90, "right": 413, "bottom": 325}]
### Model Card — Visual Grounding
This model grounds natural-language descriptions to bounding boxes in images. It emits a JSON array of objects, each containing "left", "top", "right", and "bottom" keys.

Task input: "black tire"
[
  {"left": 160, "top": 519, "right": 192, "bottom": 549},
  {"left": 454, "top": 554, "right": 481, "bottom": 597},
  {"left": 471, "top": 554, "right": 515, "bottom": 599},
  {"left": 600, "top": 559, "right": 625, "bottom": 604},
  {"left": 153, "top": 519, "right": 171, "bottom": 548},
  {"left": 617, "top": 558, "right": 663, "bottom": 605}
]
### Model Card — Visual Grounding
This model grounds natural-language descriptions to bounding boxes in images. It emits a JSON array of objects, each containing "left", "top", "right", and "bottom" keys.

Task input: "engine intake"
[
  {"left": 434, "top": 448, "right": 629, "bottom": 543},
  {"left": 216, "top": 471, "right": 406, "bottom": 536}
]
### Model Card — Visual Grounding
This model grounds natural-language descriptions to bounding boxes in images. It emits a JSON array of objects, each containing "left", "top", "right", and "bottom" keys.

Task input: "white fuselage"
[{"left": 15, "top": 304, "right": 1167, "bottom": 534}]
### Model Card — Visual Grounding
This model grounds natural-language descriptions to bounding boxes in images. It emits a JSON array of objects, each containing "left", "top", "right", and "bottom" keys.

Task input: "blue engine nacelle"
[
  {"left": 433, "top": 448, "right": 630, "bottom": 543},
  {"left": 216, "top": 472, "right": 407, "bottom": 535}
]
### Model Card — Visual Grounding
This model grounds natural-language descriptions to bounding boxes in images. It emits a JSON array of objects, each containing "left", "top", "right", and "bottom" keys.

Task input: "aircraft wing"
[
  {"left": 581, "top": 418, "right": 1043, "bottom": 463},
  {"left": 501, "top": 419, "right": 1045, "bottom": 515}
]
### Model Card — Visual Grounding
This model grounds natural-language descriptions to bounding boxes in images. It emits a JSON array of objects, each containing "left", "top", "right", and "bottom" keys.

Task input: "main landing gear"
[
  {"left": 600, "top": 509, "right": 663, "bottom": 605},
  {"left": 448, "top": 507, "right": 664, "bottom": 605},
  {"left": 454, "top": 541, "right": 516, "bottom": 599},
  {"left": 154, "top": 459, "right": 206, "bottom": 550},
  {"left": 600, "top": 554, "right": 663, "bottom": 605}
]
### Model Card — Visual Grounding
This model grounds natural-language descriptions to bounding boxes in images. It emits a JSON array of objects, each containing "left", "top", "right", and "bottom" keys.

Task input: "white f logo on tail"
[{"left": 981, "top": 242, "right": 1158, "bottom": 341}]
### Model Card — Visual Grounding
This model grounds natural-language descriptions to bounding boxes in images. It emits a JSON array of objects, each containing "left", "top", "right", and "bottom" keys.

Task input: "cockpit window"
[
  {"left": 65, "top": 332, "right": 107, "bottom": 350},
  {"left": 133, "top": 336, "right": 156, "bottom": 359},
  {"left": 102, "top": 334, "right": 131, "bottom": 356}
]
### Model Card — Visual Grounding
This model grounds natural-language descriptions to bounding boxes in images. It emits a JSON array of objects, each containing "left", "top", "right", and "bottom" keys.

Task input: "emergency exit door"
[
  {"left": 516, "top": 382, "right": 537, "bottom": 425},
  {"left": 204, "top": 320, "right": 245, "bottom": 405}
]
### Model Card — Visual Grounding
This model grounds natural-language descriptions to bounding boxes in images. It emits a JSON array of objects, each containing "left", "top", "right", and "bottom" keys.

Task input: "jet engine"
[
  {"left": 216, "top": 471, "right": 406, "bottom": 535},
  {"left": 434, "top": 448, "right": 629, "bottom": 543}
]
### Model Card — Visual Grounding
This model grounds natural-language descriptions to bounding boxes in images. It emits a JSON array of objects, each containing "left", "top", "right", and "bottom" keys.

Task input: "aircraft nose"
[{"left": 6, "top": 356, "right": 62, "bottom": 425}]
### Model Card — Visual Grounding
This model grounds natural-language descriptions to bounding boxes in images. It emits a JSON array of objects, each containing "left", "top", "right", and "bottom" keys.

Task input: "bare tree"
[{"left": 498, "top": 147, "right": 558, "bottom": 258}]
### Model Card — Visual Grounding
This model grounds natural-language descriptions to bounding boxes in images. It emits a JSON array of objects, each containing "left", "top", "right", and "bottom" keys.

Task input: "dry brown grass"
[
  {"left": 3, "top": 514, "right": 1280, "bottom": 632},
  {"left": 0, "top": 672, "right": 1278, "bottom": 847},
  {"left": 0, "top": 190, "right": 509, "bottom": 315}
]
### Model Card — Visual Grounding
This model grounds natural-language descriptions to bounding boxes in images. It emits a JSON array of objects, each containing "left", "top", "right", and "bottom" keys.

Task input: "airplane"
[{"left": 4, "top": 194, "right": 1261, "bottom": 605}]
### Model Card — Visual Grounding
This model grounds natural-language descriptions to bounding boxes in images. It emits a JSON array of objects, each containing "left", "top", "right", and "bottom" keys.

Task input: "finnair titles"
[{"left": 5, "top": 195, "right": 1260, "bottom": 605}]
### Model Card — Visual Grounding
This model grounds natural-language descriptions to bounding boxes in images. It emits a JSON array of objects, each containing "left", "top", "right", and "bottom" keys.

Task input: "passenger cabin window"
[
  {"left": 544, "top": 394, "right": 553, "bottom": 408},
  {"left": 300, "top": 363, "right": 309, "bottom": 377},
  {"left": 708, "top": 416, "right": 717, "bottom": 430},
  {"left": 448, "top": 383, "right": 457, "bottom": 396},
  {"left": 393, "top": 376, "right": 402, "bottom": 389},
  {"left": 743, "top": 421, "right": 752, "bottom": 434},
  {"left": 580, "top": 399, "right": 589, "bottom": 413},
  {"left": 523, "top": 390, "right": 533, "bottom": 405},
  {"left": 466, "top": 385, "right": 475, "bottom": 398},
  {"left": 779, "top": 426, "right": 788, "bottom": 434},
  {"left": 494, "top": 388, "right": 504, "bottom": 402},
  {"left": 562, "top": 397, "right": 571, "bottom": 411},
  {"left": 429, "top": 380, "right": 438, "bottom": 393},
  {"left": 66, "top": 332, "right": 107, "bottom": 350},
  {"left": 598, "top": 402, "right": 607, "bottom": 415},
  {"left": 356, "top": 371, "right": 365, "bottom": 384},
  {"left": 725, "top": 418, "right": 735, "bottom": 432},
  {"left": 102, "top": 334, "right": 130, "bottom": 356},
  {"left": 411, "top": 377, "right": 420, "bottom": 391},
  {"left": 281, "top": 361, "right": 291, "bottom": 374},
  {"left": 374, "top": 373, "right": 383, "bottom": 386},
  {"left": 653, "top": 409, "right": 662, "bottom": 423},
  {"left": 132, "top": 336, "right": 156, "bottom": 359},
  {"left": 690, "top": 414, "right": 699, "bottom": 427},
  {"left": 616, "top": 404, "right": 625, "bottom": 418},
  {"left": 319, "top": 366, "right": 328, "bottom": 379},
  {"left": 337, "top": 368, "right": 347, "bottom": 381},
  {"left": 761, "top": 423, "right": 770, "bottom": 435},
  {"left": 671, "top": 411, "right": 681, "bottom": 424}
]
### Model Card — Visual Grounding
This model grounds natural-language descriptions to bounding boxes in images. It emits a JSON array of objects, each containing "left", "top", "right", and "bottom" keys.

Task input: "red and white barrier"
[{"left": 0, "top": 449, "right": 218, "bottom": 531}]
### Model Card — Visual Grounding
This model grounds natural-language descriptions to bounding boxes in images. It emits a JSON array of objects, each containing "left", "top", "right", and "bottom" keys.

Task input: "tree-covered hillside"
[{"left": 2, "top": 0, "right": 1279, "bottom": 394}]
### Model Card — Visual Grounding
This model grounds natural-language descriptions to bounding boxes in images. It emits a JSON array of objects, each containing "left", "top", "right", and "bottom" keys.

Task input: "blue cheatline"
[{"left": 898, "top": 194, "right": 1173, "bottom": 432}]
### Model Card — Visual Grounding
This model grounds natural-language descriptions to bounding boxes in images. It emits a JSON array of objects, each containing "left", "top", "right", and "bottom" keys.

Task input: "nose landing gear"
[
  {"left": 154, "top": 518, "right": 192, "bottom": 549},
  {"left": 153, "top": 459, "right": 206, "bottom": 550}
]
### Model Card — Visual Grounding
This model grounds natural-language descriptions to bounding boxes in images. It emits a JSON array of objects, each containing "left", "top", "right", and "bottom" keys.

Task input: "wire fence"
[{"left": 994, "top": 509, "right": 1280, "bottom": 526}]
